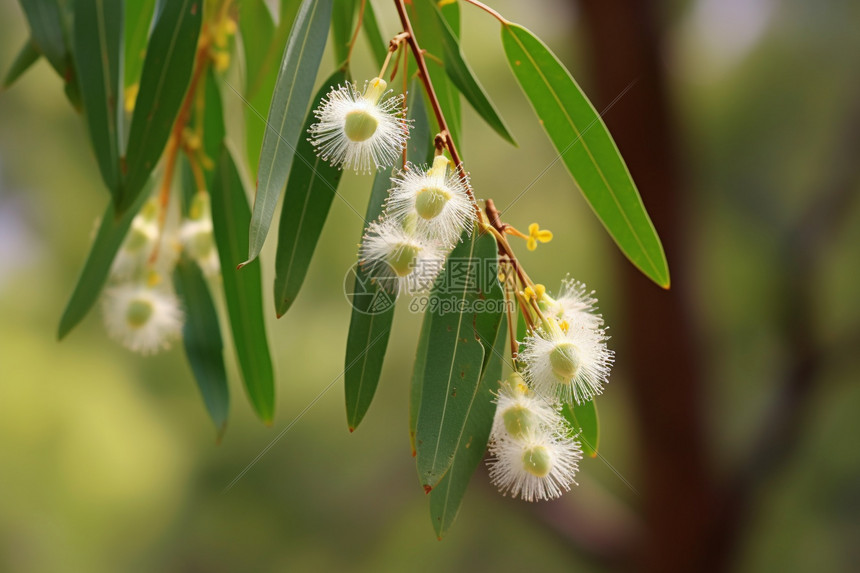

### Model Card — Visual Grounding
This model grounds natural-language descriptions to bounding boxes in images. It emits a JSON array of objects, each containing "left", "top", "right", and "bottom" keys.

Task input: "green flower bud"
[
  {"left": 344, "top": 110, "right": 379, "bottom": 142},
  {"left": 126, "top": 298, "right": 154, "bottom": 328},
  {"left": 549, "top": 341, "right": 579, "bottom": 382},
  {"left": 502, "top": 405, "right": 540, "bottom": 440},
  {"left": 414, "top": 186, "right": 451, "bottom": 220},
  {"left": 386, "top": 242, "right": 420, "bottom": 277},
  {"left": 522, "top": 445, "right": 552, "bottom": 478}
]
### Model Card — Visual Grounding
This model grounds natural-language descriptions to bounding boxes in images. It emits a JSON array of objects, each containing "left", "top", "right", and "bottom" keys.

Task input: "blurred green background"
[{"left": 1, "top": 0, "right": 859, "bottom": 571}]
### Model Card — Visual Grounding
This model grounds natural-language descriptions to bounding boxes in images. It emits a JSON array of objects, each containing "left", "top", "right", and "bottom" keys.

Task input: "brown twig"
[
  {"left": 392, "top": 0, "right": 483, "bottom": 223},
  {"left": 149, "top": 27, "right": 212, "bottom": 263}
]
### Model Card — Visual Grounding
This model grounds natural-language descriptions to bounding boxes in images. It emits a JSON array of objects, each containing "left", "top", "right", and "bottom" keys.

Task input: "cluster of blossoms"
[
  {"left": 488, "top": 372, "right": 582, "bottom": 501},
  {"left": 488, "top": 278, "right": 614, "bottom": 501},
  {"left": 307, "top": 74, "right": 615, "bottom": 503},
  {"left": 308, "top": 76, "right": 476, "bottom": 294},
  {"left": 101, "top": 193, "right": 219, "bottom": 355}
]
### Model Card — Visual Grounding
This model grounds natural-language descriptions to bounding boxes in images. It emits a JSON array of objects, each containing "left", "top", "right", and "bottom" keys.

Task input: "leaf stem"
[
  {"left": 149, "top": 23, "right": 212, "bottom": 264},
  {"left": 461, "top": 0, "right": 510, "bottom": 25},
  {"left": 345, "top": 0, "right": 367, "bottom": 64},
  {"left": 392, "top": 0, "right": 483, "bottom": 223}
]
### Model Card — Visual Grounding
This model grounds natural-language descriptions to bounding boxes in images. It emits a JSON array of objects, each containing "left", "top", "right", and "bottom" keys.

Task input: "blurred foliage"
[{"left": 1, "top": 0, "right": 859, "bottom": 571}]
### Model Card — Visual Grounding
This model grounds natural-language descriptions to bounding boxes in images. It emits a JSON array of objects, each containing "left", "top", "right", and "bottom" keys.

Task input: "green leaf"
[
  {"left": 430, "top": 312, "right": 506, "bottom": 538},
  {"left": 174, "top": 257, "right": 230, "bottom": 437},
  {"left": 2, "top": 39, "right": 41, "bottom": 89},
  {"left": 20, "top": 0, "right": 69, "bottom": 76},
  {"left": 200, "top": 68, "right": 227, "bottom": 183},
  {"left": 210, "top": 147, "right": 276, "bottom": 424},
  {"left": 501, "top": 23, "right": 669, "bottom": 288},
  {"left": 122, "top": 0, "right": 202, "bottom": 213},
  {"left": 243, "top": 0, "right": 301, "bottom": 175},
  {"left": 345, "top": 83, "right": 431, "bottom": 432},
  {"left": 124, "top": 0, "right": 157, "bottom": 89},
  {"left": 416, "top": 227, "right": 503, "bottom": 490},
  {"left": 274, "top": 69, "right": 347, "bottom": 317},
  {"left": 561, "top": 399, "right": 599, "bottom": 458},
  {"left": 331, "top": 0, "right": 357, "bottom": 65},
  {"left": 343, "top": 167, "right": 395, "bottom": 431},
  {"left": 57, "top": 184, "right": 153, "bottom": 340},
  {"left": 74, "top": 0, "right": 124, "bottom": 194},
  {"left": 428, "top": 4, "right": 515, "bottom": 146},
  {"left": 362, "top": 0, "right": 387, "bottom": 68},
  {"left": 409, "top": 311, "right": 430, "bottom": 456},
  {"left": 239, "top": 0, "right": 275, "bottom": 97},
  {"left": 245, "top": 0, "right": 333, "bottom": 265},
  {"left": 409, "top": 0, "right": 461, "bottom": 145}
]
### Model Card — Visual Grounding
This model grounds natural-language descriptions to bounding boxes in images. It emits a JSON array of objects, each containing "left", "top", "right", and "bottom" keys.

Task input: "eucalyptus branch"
[{"left": 392, "top": 0, "right": 484, "bottom": 223}]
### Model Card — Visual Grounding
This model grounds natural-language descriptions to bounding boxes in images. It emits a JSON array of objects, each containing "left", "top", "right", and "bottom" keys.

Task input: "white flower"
[
  {"left": 544, "top": 277, "right": 603, "bottom": 330},
  {"left": 112, "top": 200, "right": 160, "bottom": 279},
  {"left": 384, "top": 156, "right": 475, "bottom": 247},
  {"left": 308, "top": 77, "right": 410, "bottom": 173},
  {"left": 179, "top": 193, "right": 220, "bottom": 277},
  {"left": 521, "top": 317, "right": 614, "bottom": 405},
  {"left": 488, "top": 430, "right": 582, "bottom": 502},
  {"left": 492, "top": 372, "right": 560, "bottom": 440},
  {"left": 358, "top": 218, "right": 445, "bottom": 294},
  {"left": 102, "top": 281, "right": 184, "bottom": 355}
]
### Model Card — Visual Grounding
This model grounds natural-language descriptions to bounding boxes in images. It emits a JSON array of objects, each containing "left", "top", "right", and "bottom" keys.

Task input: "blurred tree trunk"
[{"left": 575, "top": 1, "right": 719, "bottom": 571}]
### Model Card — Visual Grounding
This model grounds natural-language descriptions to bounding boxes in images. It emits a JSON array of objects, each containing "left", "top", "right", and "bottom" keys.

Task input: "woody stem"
[{"left": 392, "top": 0, "right": 484, "bottom": 224}]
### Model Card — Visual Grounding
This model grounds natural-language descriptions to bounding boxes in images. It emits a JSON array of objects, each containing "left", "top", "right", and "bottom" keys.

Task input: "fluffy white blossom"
[
  {"left": 492, "top": 372, "right": 560, "bottom": 440},
  {"left": 179, "top": 193, "right": 219, "bottom": 277},
  {"left": 544, "top": 277, "right": 603, "bottom": 330},
  {"left": 102, "top": 282, "right": 184, "bottom": 355},
  {"left": 488, "top": 429, "right": 582, "bottom": 502},
  {"left": 358, "top": 218, "right": 445, "bottom": 294},
  {"left": 384, "top": 156, "right": 474, "bottom": 247},
  {"left": 308, "top": 77, "right": 410, "bottom": 173},
  {"left": 521, "top": 317, "right": 614, "bottom": 405},
  {"left": 112, "top": 200, "right": 160, "bottom": 279}
]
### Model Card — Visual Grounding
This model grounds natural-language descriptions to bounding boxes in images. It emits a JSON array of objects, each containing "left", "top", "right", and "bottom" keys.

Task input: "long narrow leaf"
[
  {"left": 409, "top": 0, "right": 462, "bottom": 145},
  {"left": 343, "top": 167, "right": 395, "bottom": 431},
  {"left": 345, "top": 83, "right": 431, "bottom": 431},
  {"left": 429, "top": 4, "right": 515, "bottom": 145},
  {"left": 430, "top": 312, "right": 506, "bottom": 537},
  {"left": 416, "top": 227, "right": 503, "bottom": 490},
  {"left": 122, "top": 0, "right": 202, "bottom": 213},
  {"left": 2, "top": 39, "right": 41, "bottom": 89},
  {"left": 210, "top": 147, "right": 276, "bottom": 424},
  {"left": 246, "top": 0, "right": 333, "bottom": 265},
  {"left": 174, "top": 257, "right": 230, "bottom": 437},
  {"left": 20, "top": 0, "right": 69, "bottom": 76},
  {"left": 239, "top": 0, "right": 275, "bottom": 97},
  {"left": 501, "top": 23, "right": 670, "bottom": 288},
  {"left": 561, "top": 400, "right": 599, "bottom": 458},
  {"left": 57, "top": 185, "right": 152, "bottom": 340},
  {"left": 243, "top": 0, "right": 301, "bottom": 175},
  {"left": 124, "top": 0, "right": 157, "bottom": 89},
  {"left": 274, "top": 70, "right": 347, "bottom": 317},
  {"left": 74, "top": 0, "right": 124, "bottom": 194},
  {"left": 362, "top": 0, "right": 387, "bottom": 68},
  {"left": 331, "top": 0, "right": 357, "bottom": 65}
]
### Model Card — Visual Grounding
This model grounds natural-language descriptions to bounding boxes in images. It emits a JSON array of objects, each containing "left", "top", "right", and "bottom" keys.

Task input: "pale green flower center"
[
  {"left": 414, "top": 186, "right": 451, "bottom": 220},
  {"left": 125, "top": 227, "right": 151, "bottom": 252},
  {"left": 344, "top": 110, "right": 378, "bottom": 142},
  {"left": 522, "top": 445, "right": 552, "bottom": 478},
  {"left": 502, "top": 405, "right": 539, "bottom": 440},
  {"left": 126, "top": 299, "right": 154, "bottom": 328},
  {"left": 387, "top": 242, "right": 420, "bottom": 277},
  {"left": 549, "top": 341, "right": 579, "bottom": 382},
  {"left": 187, "top": 230, "right": 214, "bottom": 259}
]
